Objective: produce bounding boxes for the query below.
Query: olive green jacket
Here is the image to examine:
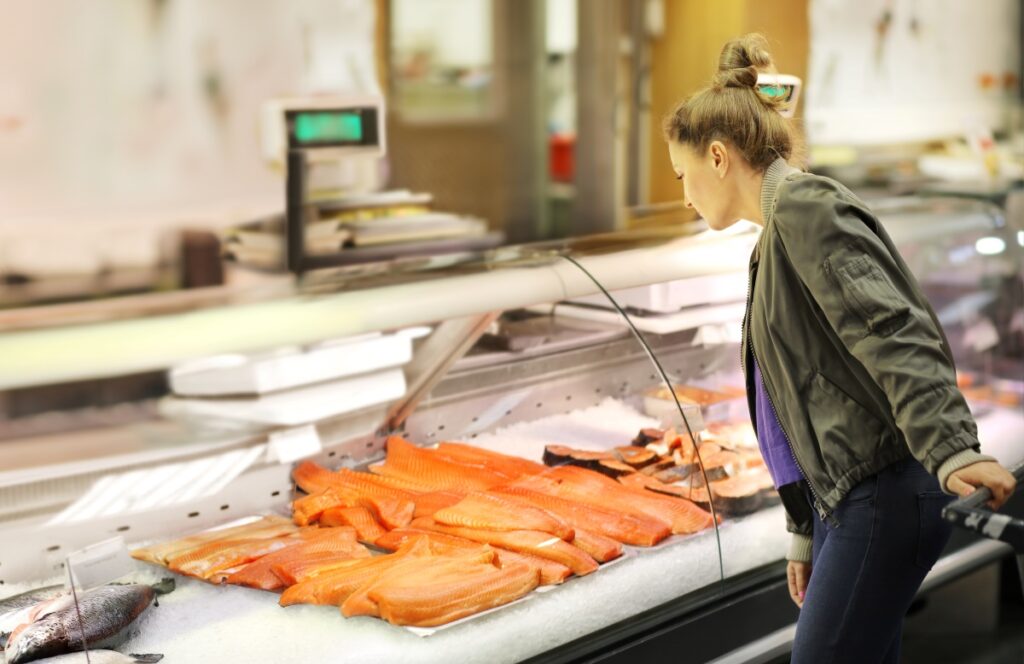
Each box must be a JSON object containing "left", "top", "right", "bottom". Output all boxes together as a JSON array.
[{"left": 743, "top": 159, "right": 993, "bottom": 563}]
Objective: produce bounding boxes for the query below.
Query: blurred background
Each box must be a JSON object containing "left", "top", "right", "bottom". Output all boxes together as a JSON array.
[{"left": 0, "top": 0, "right": 1019, "bottom": 305}]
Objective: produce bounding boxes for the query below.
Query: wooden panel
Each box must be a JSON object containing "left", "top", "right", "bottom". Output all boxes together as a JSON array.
[{"left": 647, "top": 0, "right": 808, "bottom": 205}]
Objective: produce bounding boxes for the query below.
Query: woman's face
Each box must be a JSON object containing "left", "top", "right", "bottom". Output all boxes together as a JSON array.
[{"left": 667, "top": 140, "right": 741, "bottom": 231}]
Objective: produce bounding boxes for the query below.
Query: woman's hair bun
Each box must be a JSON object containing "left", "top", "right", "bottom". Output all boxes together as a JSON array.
[{"left": 713, "top": 33, "right": 775, "bottom": 90}]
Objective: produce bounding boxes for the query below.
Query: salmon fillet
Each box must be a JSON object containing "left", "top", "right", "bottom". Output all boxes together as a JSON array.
[
  {"left": 168, "top": 536, "right": 298, "bottom": 580},
  {"left": 369, "top": 559, "right": 539, "bottom": 627},
  {"left": 320, "top": 506, "right": 388, "bottom": 544},
  {"left": 271, "top": 546, "right": 377, "bottom": 586},
  {"left": 412, "top": 490, "right": 467, "bottom": 518},
  {"left": 279, "top": 539, "right": 435, "bottom": 606},
  {"left": 434, "top": 442, "right": 548, "bottom": 478},
  {"left": 290, "top": 465, "right": 416, "bottom": 529},
  {"left": 131, "top": 515, "right": 296, "bottom": 565},
  {"left": 369, "top": 436, "right": 512, "bottom": 492},
  {"left": 571, "top": 529, "right": 623, "bottom": 563},
  {"left": 493, "top": 485, "right": 671, "bottom": 546},
  {"left": 521, "top": 467, "right": 714, "bottom": 535},
  {"left": 375, "top": 529, "right": 572, "bottom": 586},
  {"left": 341, "top": 547, "right": 497, "bottom": 618},
  {"left": 225, "top": 528, "right": 363, "bottom": 590},
  {"left": 410, "top": 517, "right": 598, "bottom": 576},
  {"left": 433, "top": 492, "right": 574, "bottom": 541}
]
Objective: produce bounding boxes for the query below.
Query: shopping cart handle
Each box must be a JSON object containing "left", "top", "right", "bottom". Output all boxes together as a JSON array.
[{"left": 941, "top": 462, "right": 1024, "bottom": 552}]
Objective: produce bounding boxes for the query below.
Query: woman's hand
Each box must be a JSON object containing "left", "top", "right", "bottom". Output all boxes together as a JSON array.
[
  {"left": 947, "top": 461, "right": 1017, "bottom": 510},
  {"left": 787, "top": 560, "right": 811, "bottom": 608}
]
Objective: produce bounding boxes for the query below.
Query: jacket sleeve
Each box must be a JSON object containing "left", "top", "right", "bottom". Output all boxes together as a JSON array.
[{"left": 772, "top": 176, "right": 985, "bottom": 481}]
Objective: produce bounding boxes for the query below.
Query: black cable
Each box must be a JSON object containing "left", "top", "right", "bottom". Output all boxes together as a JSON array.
[{"left": 560, "top": 255, "right": 726, "bottom": 591}]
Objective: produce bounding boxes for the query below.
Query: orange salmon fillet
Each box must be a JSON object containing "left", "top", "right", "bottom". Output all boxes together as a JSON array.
[
  {"left": 492, "top": 485, "right": 670, "bottom": 546},
  {"left": 168, "top": 536, "right": 298, "bottom": 580},
  {"left": 522, "top": 466, "right": 714, "bottom": 535},
  {"left": 433, "top": 492, "right": 574, "bottom": 541},
  {"left": 320, "top": 506, "right": 388, "bottom": 544},
  {"left": 375, "top": 529, "right": 572, "bottom": 586},
  {"left": 279, "top": 538, "right": 434, "bottom": 606},
  {"left": 368, "top": 559, "right": 539, "bottom": 627},
  {"left": 410, "top": 517, "right": 598, "bottom": 576},
  {"left": 341, "top": 547, "right": 497, "bottom": 618},
  {"left": 412, "top": 490, "right": 467, "bottom": 518},
  {"left": 369, "top": 436, "right": 511, "bottom": 492},
  {"left": 434, "top": 442, "right": 547, "bottom": 478},
  {"left": 570, "top": 528, "right": 622, "bottom": 563},
  {"left": 131, "top": 515, "right": 296, "bottom": 565},
  {"left": 225, "top": 527, "right": 361, "bottom": 590}
]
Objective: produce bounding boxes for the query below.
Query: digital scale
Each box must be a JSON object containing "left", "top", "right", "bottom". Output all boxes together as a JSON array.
[{"left": 261, "top": 96, "right": 387, "bottom": 273}]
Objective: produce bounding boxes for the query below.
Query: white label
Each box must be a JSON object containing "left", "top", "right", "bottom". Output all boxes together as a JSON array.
[
  {"left": 694, "top": 324, "right": 727, "bottom": 346},
  {"left": 963, "top": 317, "right": 1000, "bottom": 353},
  {"left": 267, "top": 424, "right": 322, "bottom": 464},
  {"left": 65, "top": 537, "right": 133, "bottom": 590}
]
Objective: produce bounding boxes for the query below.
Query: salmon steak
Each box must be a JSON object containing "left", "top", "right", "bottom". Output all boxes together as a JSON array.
[
  {"left": 433, "top": 492, "right": 574, "bottom": 541},
  {"left": 410, "top": 517, "right": 598, "bottom": 576},
  {"left": 492, "top": 485, "right": 671, "bottom": 546}
]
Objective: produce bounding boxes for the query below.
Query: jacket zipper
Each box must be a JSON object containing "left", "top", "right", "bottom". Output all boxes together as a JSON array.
[{"left": 744, "top": 259, "right": 838, "bottom": 528}]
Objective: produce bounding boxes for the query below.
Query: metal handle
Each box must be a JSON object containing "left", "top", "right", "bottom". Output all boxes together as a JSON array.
[{"left": 942, "top": 462, "right": 1024, "bottom": 552}]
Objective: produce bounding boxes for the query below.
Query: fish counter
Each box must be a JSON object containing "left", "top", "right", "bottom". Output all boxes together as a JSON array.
[
  {"left": 5, "top": 394, "right": 1022, "bottom": 664},
  {"left": 2, "top": 398, "right": 794, "bottom": 664}
]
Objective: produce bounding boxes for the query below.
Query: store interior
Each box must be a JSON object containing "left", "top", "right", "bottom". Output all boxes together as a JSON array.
[{"left": 0, "top": 2, "right": 1022, "bottom": 663}]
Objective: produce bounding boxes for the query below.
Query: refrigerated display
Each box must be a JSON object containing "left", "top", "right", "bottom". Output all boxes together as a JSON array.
[{"left": 0, "top": 196, "right": 1020, "bottom": 663}]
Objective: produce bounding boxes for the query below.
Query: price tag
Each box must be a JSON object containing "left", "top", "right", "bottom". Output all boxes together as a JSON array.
[
  {"left": 266, "top": 425, "right": 323, "bottom": 464},
  {"left": 65, "top": 537, "right": 133, "bottom": 591}
]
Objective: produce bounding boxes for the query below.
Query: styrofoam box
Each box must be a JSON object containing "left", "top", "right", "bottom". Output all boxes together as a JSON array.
[
  {"left": 160, "top": 368, "right": 407, "bottom": 427},
  {"left": 170, "top": 330, "right": 423, "bottom": 397}
]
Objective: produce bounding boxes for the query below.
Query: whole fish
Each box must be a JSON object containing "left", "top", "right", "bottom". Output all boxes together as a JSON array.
[
  {"left": 0, "top": 580, "right": 173, "bottom": 652},
  {"left": 29, "top": 652, "right": 163, "bottom": 664},
  {"left": 5, "top": 584, "right": 159, "bottom": 664},
  {"left": 0, "top": 586, "right": 63, "bottom": 647}
]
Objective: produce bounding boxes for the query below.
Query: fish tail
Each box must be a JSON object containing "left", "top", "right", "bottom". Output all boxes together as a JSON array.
[
  {"left": 130, "top": 655, "right": 165, "bottom": 663},
  {"left": 151, "top": 578, "right": 176, "bottom": 596}
]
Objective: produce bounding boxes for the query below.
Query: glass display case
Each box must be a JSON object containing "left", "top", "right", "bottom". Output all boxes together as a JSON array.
[{"left": 0, "top": 197, "right": 1020, "bottom": 663}]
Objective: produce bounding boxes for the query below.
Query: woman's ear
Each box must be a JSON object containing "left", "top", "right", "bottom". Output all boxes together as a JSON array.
[{"left": 708, "top": 141, "right": 729, "bottom": 178}]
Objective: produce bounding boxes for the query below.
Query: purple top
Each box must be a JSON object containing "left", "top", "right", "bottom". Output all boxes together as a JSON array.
[{"left": 753, "top": 359, "right": 803, "bottom": 489}]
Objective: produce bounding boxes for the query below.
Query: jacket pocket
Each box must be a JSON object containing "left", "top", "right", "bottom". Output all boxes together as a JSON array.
[
  {"left": 803, "top": 372, "right": 886, "bottom": 480},
  {"left": 829, "top": 252, "right": 910, "bottom": 335},
  {"left": 915, "top": 491, "right": 954, "bottom": 571}
]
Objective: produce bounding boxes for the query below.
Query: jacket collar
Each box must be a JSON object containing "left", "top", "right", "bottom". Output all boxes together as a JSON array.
[{"left": 759, "top": 157, "right": 801, "bottom": 225}]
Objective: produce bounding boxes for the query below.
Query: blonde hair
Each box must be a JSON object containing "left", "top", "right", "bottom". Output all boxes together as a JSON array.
[{"left": 663, "top": 34, "right": 804, "bottom": 171}]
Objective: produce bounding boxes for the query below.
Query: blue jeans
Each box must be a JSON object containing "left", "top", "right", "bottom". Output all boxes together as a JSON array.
[{"left": 791, "top": 457, "right": 954, "bottom": 664}]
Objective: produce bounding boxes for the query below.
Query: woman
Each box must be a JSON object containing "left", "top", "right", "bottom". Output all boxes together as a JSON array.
[{"left": 663, "top": 34, "right": 1017, "bottom": 663}]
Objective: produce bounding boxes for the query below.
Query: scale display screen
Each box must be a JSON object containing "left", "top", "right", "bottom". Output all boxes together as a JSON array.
[{"left": 286, "top": 107, "right": 379, "bottom": 149}]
